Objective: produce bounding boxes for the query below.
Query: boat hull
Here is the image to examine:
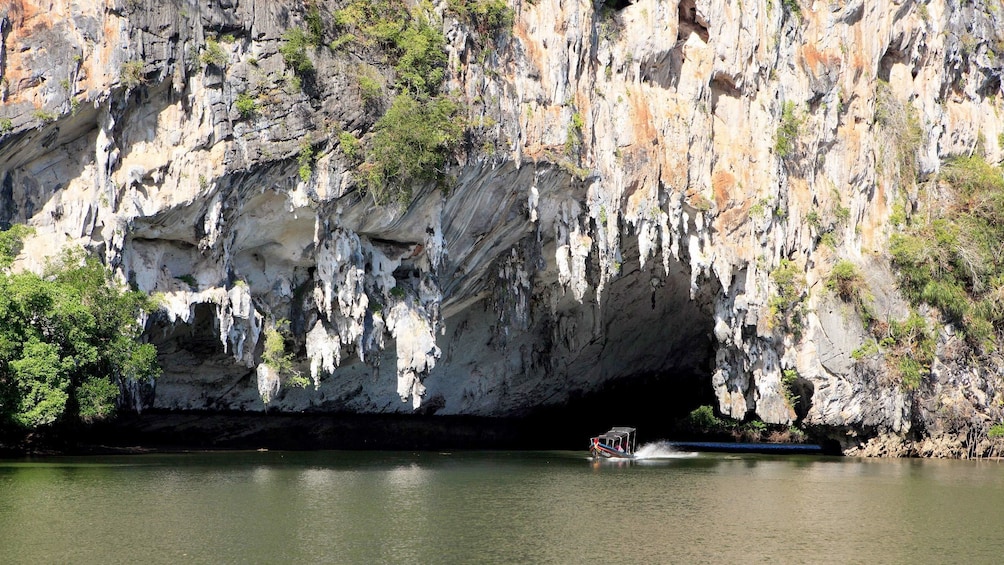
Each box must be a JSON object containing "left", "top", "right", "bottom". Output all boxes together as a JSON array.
[{"left": 590, "top": 445, "right": 634, "bottom": 459}]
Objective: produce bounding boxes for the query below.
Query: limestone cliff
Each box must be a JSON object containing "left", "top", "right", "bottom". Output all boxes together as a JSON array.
[{"left": 2, "top": 0, "right": 1003, "bottom": 456}]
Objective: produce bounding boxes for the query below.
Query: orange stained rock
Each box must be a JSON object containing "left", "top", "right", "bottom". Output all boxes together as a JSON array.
[
  {"left": 627, "top": 90, "right": 659, "bottom": 152},
  {"left": 712, "top": 169, "right": 736, "bottom": 210},
  {"left": 800, "top": 43, "right": 841, "bottom": 78}
]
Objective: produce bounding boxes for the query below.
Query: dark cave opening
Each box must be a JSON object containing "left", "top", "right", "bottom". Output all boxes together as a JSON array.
[
  {"left": 521, "top": 368, "right": 716, "bottom": 449},
  {"left": 602, "top": 0, "right": 632, "bottom": 11}
]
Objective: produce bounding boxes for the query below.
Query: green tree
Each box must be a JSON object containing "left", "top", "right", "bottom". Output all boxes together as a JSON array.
[
  {"left": 363, "top": 93, "right": 463, "bottom": 204},
  {"left": 890, "top": 156, "right": 1004, "bottom": 351},
  {"left": 280, "top": 28, "right": 314, "bottom": 75},
  {"left": 0, "top": 229, "right": 160, "bottom": 433}
]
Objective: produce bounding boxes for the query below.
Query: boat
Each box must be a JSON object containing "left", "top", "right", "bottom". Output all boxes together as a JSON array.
[{"left": 589, "top": 427, "right": 637, "bottom": 459}]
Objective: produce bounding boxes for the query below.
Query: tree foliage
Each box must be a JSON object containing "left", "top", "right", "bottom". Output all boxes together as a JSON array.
[
  {"left": 0, "top": 229, "right": 160, "bottom": 432},
  {"left": 331, "top": 0, "right": 464, "bottom": 204},
  {"left": 890, "top": 156, "right": 1004, "bottom": 351},
  {"left": 768, "top": 258, "right": 807, "bottom": 337},
  {"left": 446, "top": 0, "right": 515, "bottom": 36},
  {"left": 774, "top": 101, "right": 801, "bottom": 158},
  {"left": 362, "top": 93, "right": 462, "bottom": 204},
  {"left": 280, "top": 28, "right": 315, "bottom": 75}
]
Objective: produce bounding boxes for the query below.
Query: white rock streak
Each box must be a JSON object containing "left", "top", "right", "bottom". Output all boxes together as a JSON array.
[{"left": 386, "top": 300, "right": 442, "bottom": 408}]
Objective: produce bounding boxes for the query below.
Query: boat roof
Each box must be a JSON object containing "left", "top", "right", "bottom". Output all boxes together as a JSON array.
[{"left": 596, "top": 427, "right": 636, "bottom": 440}]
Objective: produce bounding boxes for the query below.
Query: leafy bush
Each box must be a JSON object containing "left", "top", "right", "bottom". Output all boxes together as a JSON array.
[
  {"left": 263, "top": 326, "right": 295, "bottom": 375},
  {"left": 391, "top": 13, "right": 447, "bottom": 97},
  {"left": 890, "top": 155, "right": 1004, "bottom": 351},
  {"left": 262, "top": 320, "right": 307, "bottom": 391},
  {"left": 684, "top": 405, "right": 726, "bottom": 433},
  {"left": 828, "top": 260, "right": 862, "bottom": 301},
  {"left": 827, "top": 259, "right": 876, "bottom": 326},
  {"left": 235, "top": 92, "right": 256, "bottom": 118},
  {"left": 200, "top": 38, "right": 228, "bottom": 68},
  {"left": 339, "top": 131, "right": 362, "bottom": 161},
  {"left": 782, "top": 369, "right": 800, "bottom": 409},
  {"left": 363, "top": 93, "right": 462, "bottom": 204},
  {"left": 447, "top": 0, "right": 515, "bottom": 35},
  {"left": 334, "top": 0, "right": 446, "bottom": 98},
  {"left": 120, "top": 60, "right": 146, "bottom": 89},
  {"left": 33, "top": 109, "right": 59, "bottom": 124},
  {"left": 0, "top": 232, "right": 160, "bottom": 430},
  {"left": 0, "top": 224, "right": 33, "bottom": 269},
  {"left": 306, "top": 3, "right": 325, "bottom": 45},
  {"left": 851, "top": 339, "right": 879, "bottom": 360},
  {"left": 76, "top": 377, "right": 120, "bottom": 423},
  {"left": 774, "top": 101, "right": 801, "bottom": 157},
  {"left": 333, "top": 0, "right": 410, "bottom": 46},
  {"left": 873, "top": 311, "right": 935, "bottom": 390},
  {"left": 280, "top": 28, "right": 314, "bottom": 75},
  {"left": 355, "top": 65, "right": 384, "bottom": 102},
  {"left": 769, "top": 259, "right": 807, "bottom": 336},
  {"left": 0, "top": 118, "right": 13, "bottom": 133},
  {"left": 332, "top": 0, "right": 464, "bottom": 207},
  {"left": 297, "top": 140, "right": 315, "bottom": 183}
]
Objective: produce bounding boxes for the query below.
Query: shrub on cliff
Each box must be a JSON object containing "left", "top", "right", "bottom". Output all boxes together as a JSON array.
[
  {"left": 330, "top": 0, "right": 464, "bottom": 205},
  {"left": 280, "top": 28, "right": 315, "bottom": 75},
  {"left": 447, "top": 0, "right": 515, "bottom": 36},
  {"left": 768, "top": 258, "right": 807, "bottom": 337},
  {"left": 774, "top": 101, "right": 801, "bottom": 158},
  {"left": 362, "top": 93, "right": 463, "bottom": 204},
  {"left": 200, "top": 38, "right": 228, "bottom": 69},
  {"left": 334, "top": 0, "right": 447, "bottom": 98},
  {"left": 890, "top": 155, "right": 1004, "bottom": 352},
  {"left": 119, "top": 60, "right": 146, "bottom": 89},
  {"left": 261, "top": 320, "right": 308, "bottom": 393},
  {"left": 0, "top": 228, "right": 160, "bottom": 432}
]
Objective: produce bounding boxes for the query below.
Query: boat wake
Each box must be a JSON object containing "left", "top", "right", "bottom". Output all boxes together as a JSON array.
[{"left": 633, "top": 441, "right": 698, "bottom": 460}]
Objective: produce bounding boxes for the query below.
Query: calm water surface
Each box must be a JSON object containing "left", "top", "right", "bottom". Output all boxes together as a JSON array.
[{"left": 2, "top": 447, "right": 1004, "bottom": 564}]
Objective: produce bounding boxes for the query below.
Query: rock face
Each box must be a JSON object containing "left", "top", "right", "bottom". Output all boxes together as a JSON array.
[{"left": 2, "top": 0, "right": 1003, "bottom": 455}]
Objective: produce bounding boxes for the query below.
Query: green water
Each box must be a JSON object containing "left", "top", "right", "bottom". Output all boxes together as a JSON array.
[{"left": 2, "top": 448, "right": 1003, "bottom": 564}]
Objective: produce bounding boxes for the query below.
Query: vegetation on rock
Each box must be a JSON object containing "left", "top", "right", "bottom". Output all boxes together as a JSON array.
[
  {"left": 0, "top": 227, "right": 160, "bottom": 432},
  {"left": 774, "top": 101, "right": 801, "bottom": 158},
  {"left": 768, "top": 258, "right": 807, "bottom": 337},
  {"left": 890, "top": 155, "right": 1004, "bottom": 353},
  {"left": 280, "top": 28, "right": 315, "bottom": 75},
  {"left": 875, "top": 81, "right": 923, "bottom": 188},
  {"left": 828, "top": 259, "right": 874, "bottom": 325},
  {"left": 363, "top": 93, "right": 463, "bottom": 204},
  {"left": 119, "top": 60, "right": 146, "bottom": 89},
  {"left": 297, "top": 140, "right": 316, "bottom": 183},
  {"left": 446, "top": 0, "right": 515, "bottom": 36},
  {"left": 329, "top": 0, "right": 464, "bottom": 203},
  {"left": 200, "top": 38, "right": 228, "bottom": 69},
  {"left": 262, "top": 320, "right": 309, "bottom": 394},
  {"left": 234, "top": 92, "right": 256, "bottom": 118},
  {"left": 680, "top": 405, "right": 806, "bottom": 443}
]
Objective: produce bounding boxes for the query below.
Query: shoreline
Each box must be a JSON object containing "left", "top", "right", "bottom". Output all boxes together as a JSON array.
[{"left": 1, "top": 409, "right": 835, "bottom": 457}]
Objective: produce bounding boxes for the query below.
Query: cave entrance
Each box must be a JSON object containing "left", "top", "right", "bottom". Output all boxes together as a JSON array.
[
  {"left": 520, "top": 235, "right": 720, "bottom": 449},
  {"left": 525, "top": 368, "right": 716, "bottom": 449}
]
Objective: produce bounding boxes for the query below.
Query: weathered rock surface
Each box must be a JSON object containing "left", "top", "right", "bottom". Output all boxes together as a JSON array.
[{"left": 2, "top": 0, "right": 1004, "bottom": 455}]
